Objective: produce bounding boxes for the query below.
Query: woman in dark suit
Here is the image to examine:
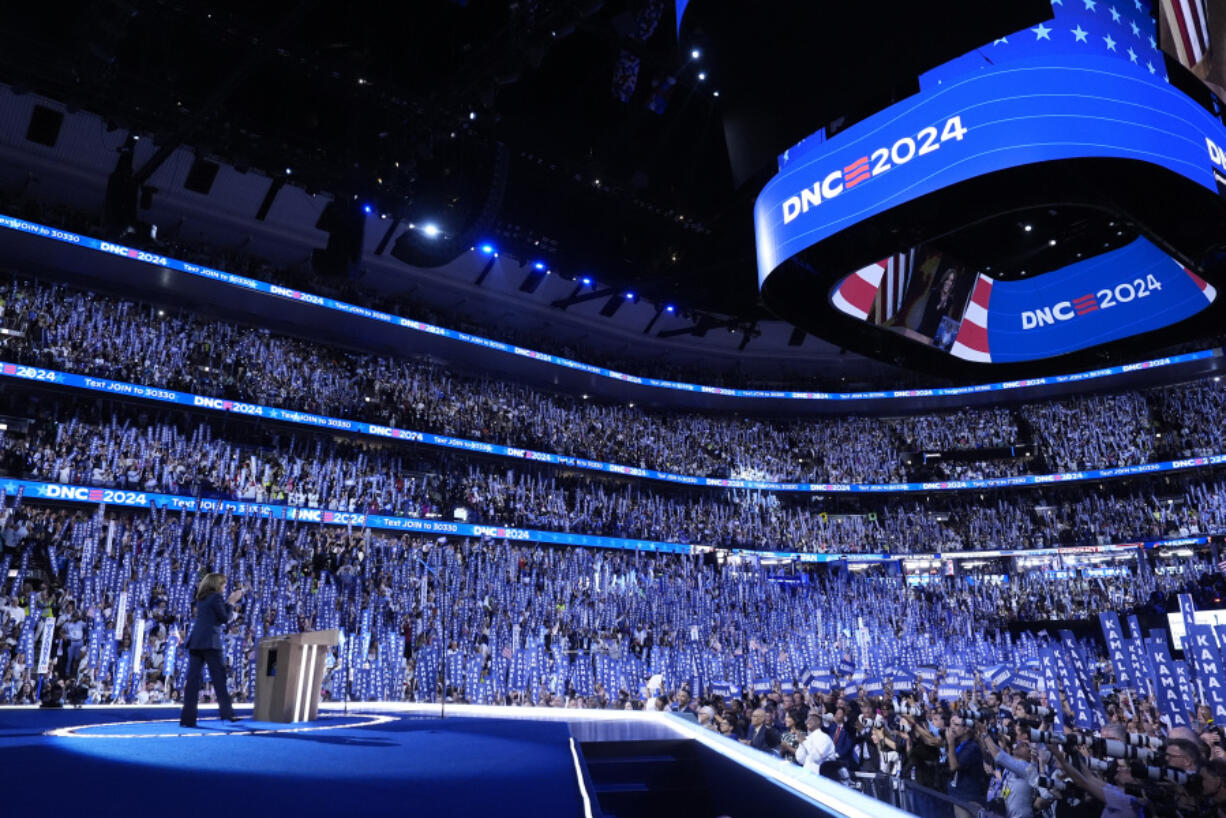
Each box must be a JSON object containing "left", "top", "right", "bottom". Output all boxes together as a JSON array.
[{"left": 179, "top": 572, "right": 244, "bottom": 727}]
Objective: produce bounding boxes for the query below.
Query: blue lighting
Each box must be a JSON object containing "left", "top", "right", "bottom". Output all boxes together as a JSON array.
[
  {"left": 624, "top": 291, "right": 635, "bottom": 300},
  {"left": 581, "top": 277, "right": 592, "bottom": 286},
  {"left": 533, "top": 261, "right": 547, "bottom": 271},
  {"left": 362, "top": 204, "right": 373, "bottom": 214},
  {"left": 479, "top": 244, "right": 495, "bottom": 254},
  {"left": 665, "top": 304, "right": 675, "bottom": 313},
  {"left": 421, "top": 223, "right": 441, "bottom": 239}
]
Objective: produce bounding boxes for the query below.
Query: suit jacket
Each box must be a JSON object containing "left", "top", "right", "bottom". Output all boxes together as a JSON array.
[
  {"left": 749, "top": 723, "right": 780, "bottom": 751},
  {"left": 826, "top": 721, "right": 854, "bottom": 759},
  {"left": 186, "top": 592, "right": 234, "bottom": 651}
]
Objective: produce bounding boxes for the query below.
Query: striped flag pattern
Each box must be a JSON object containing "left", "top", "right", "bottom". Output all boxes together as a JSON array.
[
  {"left": 1159, "top": 0, "right": 1212, "bottom": 71},
  {"left": 949, "top": 274, "right": 994, "bottom": 362},
  {"left": 872, "top": 250, "right": 915, "bottom": 325},
  {"left": 830, "top": 260, "right": 887, "bottom": 320}
]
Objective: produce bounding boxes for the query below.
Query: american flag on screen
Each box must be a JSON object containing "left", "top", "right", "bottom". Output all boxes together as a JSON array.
[
  {"left": 919, "top": 0, "right": 1170, "bottom": 85},
  {"left": 1158, "top": 0, "right": 1212, "bottom": 71},
  {"left": 872, "top": 250, "right": 914, "bottom": 325}
]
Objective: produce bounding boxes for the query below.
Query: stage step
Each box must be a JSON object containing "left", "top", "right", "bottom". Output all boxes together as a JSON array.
[{"left": 579, "top": 740, "right": 713, "bottom": 818}]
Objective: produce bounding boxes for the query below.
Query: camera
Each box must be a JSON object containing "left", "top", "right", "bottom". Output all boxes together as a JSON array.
[
  {"left": 1028, "top": 728, "right": 1057, "bottom": 745},
  {"left": 1122, "top": 732, "right": 1164, "bottom": 750},
  {"left": 1099, "top": 739, "right": 1158, "bottom": 763},
  {"left": 1128, "top": 762, "right": 1197, "bottom": 786},
  {"left": 1083, "top": 756, "right": 1113, "bottom": 774},
  {"left": 1021, "top": 702, "right": 1051, "bottom": 717},
  {"left": 961, "top": 706, "right": 995, "bottom": 722}
]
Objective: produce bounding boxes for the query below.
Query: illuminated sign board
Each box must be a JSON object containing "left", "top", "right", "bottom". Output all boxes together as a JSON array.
[
  {"left": 755, "top": 1, "right": 1226, "bottom": 361},
  {"left": 955, "top": 238, "right": 1216, "bottom": 363}
]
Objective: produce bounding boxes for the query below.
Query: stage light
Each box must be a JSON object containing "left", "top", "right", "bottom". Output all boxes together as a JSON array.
[
  {"left": 713, "top": 91, "right": 720, "bottom": 97},
  {"left": 422, "top": 223, "right": 441, "bottom": 238},
  {"left": 697, "top": 72, "right": 707, "bottom": 81},
  {"left": 691, "top": 49, "right": 701, "bottom": 59},
  {"left": 624, "top": 291, "right": 635, "bottom": 299},
  {"left": 665, "top": 305, "right": 675, "bottom": 313},
  {"left": 1048, "top": 239, "right": 1056, "bottom": 245},
  {"left": 581, "top": 277, "right": 592, "bottom": 286},
  {"left": 469, "top": 112, "right": 476, "bottom": 120},
  {"left": 363, "top": 204, "right": 374, "bottom": 214},
  {"left": 285, "top": 168, "right": 292, "bottom": 175},
  {"left": 479, "top": 244, "right": 495, "bottom": 254},
  {"left": 1023, "top": 224, "right": 1032, "bottom": 231},
  {"left": 533, "top": 261, "right": 547, "bottom": 270}
]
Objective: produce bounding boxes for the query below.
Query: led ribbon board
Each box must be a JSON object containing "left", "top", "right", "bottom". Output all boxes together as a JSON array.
[
  {"left": 0, "top": 476, "right": 1204, "bottom": 564},
  {"left": 2, "top": 360, "right": 1226, "bottom": 494},
  {"left": 755, "top": 1, "right": 1226, "bottom": 362}
]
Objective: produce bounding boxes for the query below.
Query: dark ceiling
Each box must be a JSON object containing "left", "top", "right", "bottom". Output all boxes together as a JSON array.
[{"left": 0, "top": 0, "right": 1055, "bottom": 320}]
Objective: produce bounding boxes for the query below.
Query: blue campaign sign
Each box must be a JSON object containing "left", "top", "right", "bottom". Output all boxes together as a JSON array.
[
  {"left": 2, "top": 475, "right": 1206, "bottom": 567},
  {"left": 981, "top": 239, "right": 1215, "bottom": 362},
  {"left": 754, "top": 0, "right": 1226, "bottom": 292},
  {"left": 4, "top": 359, "right": 1226, "bottom": 495}
]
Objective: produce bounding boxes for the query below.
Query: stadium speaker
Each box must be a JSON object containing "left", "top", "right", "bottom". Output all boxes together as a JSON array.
[
  {"left": 25, "top": 105, "right": 64, "bottom": 148},
  {"left": 184, "top": 157, "right": 221, "bottom": 195}
]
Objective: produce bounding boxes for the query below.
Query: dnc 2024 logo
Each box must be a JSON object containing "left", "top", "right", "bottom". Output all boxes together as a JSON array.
[
  {"left": 1020, "top": 274, "right": 1164, "bottom": 330},
  {"left": 780, "top": 116, "right": 967, "bottom": 225}
]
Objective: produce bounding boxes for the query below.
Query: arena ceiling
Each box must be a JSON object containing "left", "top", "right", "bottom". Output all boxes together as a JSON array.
[{"left": 0, "top": 1, "right": 1067, "bottom": 320}]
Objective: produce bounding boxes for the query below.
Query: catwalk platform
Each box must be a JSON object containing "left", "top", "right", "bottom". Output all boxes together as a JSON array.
[{"left": 0, "top": 702, "right": 910, "bottom": 818}]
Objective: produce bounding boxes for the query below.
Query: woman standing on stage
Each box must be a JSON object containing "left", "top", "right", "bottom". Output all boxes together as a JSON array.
[{"left": 179, "top": 573, "right": 244, "bottom": 727}]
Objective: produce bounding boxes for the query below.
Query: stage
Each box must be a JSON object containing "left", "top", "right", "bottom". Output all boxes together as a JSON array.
[{"left": 0, "top": 703, "right": 910, "bottom": 818}]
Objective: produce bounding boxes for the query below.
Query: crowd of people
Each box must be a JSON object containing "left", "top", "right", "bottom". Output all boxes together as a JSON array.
[
  {"left": 2, "top": 394, "right": 1225, "bottom": 555},
  {"left": 1, "top": 241, "right": 1225, "bottom": 817},
  {"left": 2, "top": 275, "right": 1225, "bottom": 491},
  {"left": 1, "top": 494, "right": 1223, "bottom": 815}
]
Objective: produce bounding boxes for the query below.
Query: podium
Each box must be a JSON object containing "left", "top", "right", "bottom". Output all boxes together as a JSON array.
[{"left": 255, "top": 629, "right": 339, "bottom": 723}]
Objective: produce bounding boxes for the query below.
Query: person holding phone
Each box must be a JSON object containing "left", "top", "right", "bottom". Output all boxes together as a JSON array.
[{"left": 179, "top": 573, "right": 244, "bottom": 727}]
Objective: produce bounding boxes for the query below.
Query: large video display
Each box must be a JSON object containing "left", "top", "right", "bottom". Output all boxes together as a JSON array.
[
  {"left": 954, "top": 238, "right": 1217, "bottom": 363},
  {"left": 831, "top": 237, "right": 1217, "bottom": 363},
  {"left": 756, "top": 0, "right": 1226, "bottom": 364}
]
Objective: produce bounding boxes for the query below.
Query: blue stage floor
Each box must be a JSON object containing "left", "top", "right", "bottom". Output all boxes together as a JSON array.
[{"left": 0, "top": 706, "right": 588, "bottom": 817}]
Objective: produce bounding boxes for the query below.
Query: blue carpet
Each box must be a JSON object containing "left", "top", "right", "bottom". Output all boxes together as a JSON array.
[{"left": 0, "top": 707, "right": 587, "bottom": 817}]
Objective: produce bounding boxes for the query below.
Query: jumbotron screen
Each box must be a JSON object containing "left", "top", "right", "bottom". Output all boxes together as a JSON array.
[
  {"left": 755, "top": 0, "right": 1226, "bottom": 365},
  {"left": 829, "top": 236, "right": 1216, "bottom": 363}
]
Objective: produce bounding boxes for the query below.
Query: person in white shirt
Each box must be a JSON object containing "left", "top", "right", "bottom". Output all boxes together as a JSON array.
[{"left": 796, "top": 711, "right": 838, "bottom": 778}]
